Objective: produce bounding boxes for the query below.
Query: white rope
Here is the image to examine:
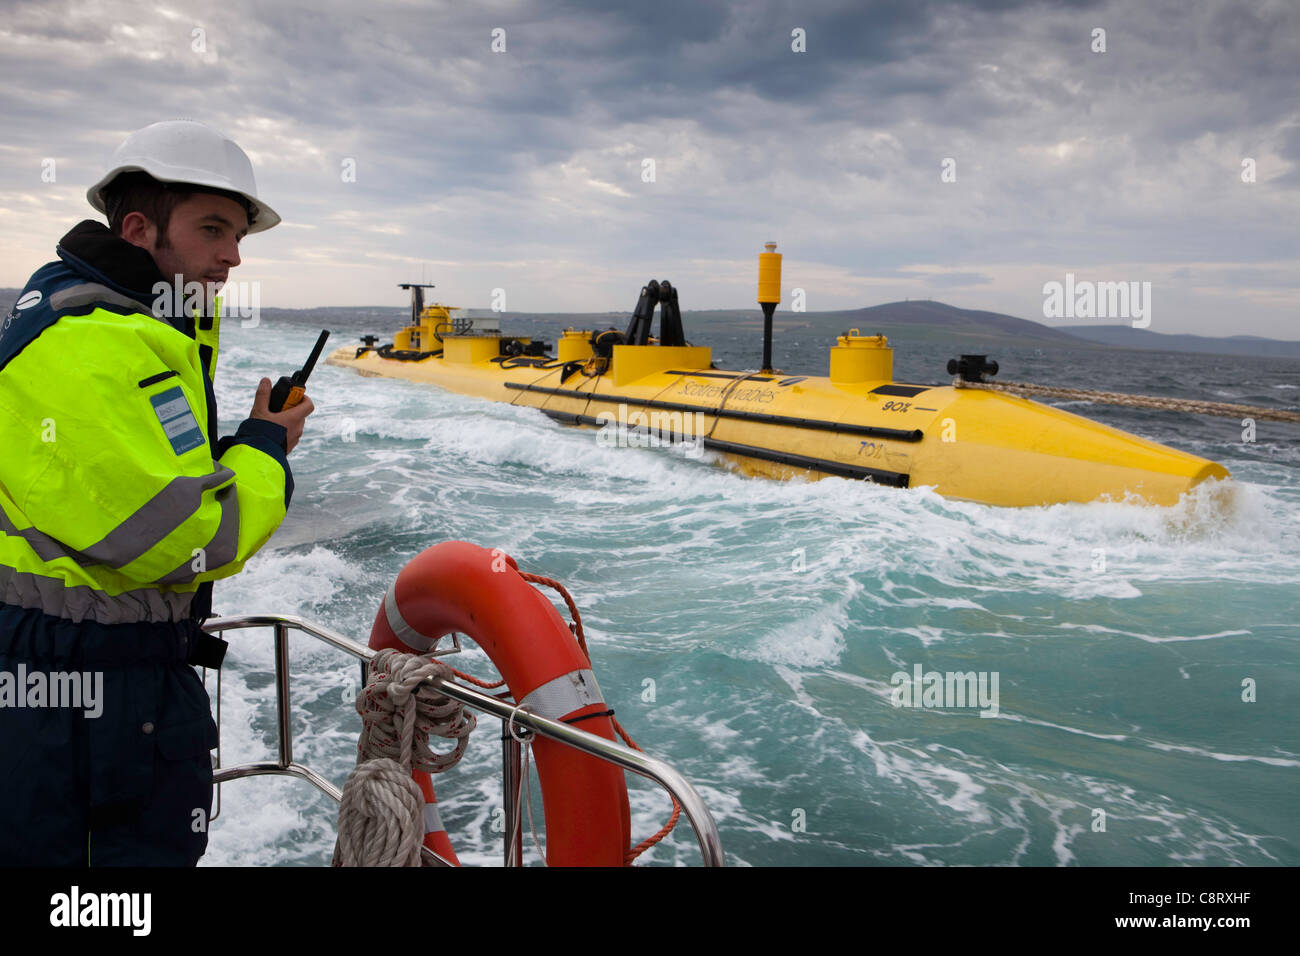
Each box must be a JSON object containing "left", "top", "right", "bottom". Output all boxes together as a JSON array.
[
  {"left": 504, "top": 704, "right": 547, "bottom": 867},
  {"left": 333, "top": 758, "right": 425, "bottom": 867},
  {"left": 333, "top": 649, "right": 475, "bottom": 867},
  {"left": 522, "top": 738, "right": 546, "bottom": 864}
]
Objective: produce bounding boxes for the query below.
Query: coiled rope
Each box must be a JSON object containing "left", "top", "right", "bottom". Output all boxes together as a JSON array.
[
  {"left": 336, "top": 571, "right": 681, "bottom": 867},
  {"left": 954, "top": 379, "right": 1300, "bottom": 423},
  {"left": 333, "top": 649, "right": 475, "bottom": 867}
]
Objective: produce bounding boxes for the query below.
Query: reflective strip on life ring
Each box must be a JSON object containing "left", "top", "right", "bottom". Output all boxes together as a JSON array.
[
  {"left": 519, "top": 668, "right": 604, "bottom": 719},
  {"left": 383, "top": 583, "right": 438, "bottom": 652},
  {"left": 414, "top": 771, "right": 458, "bottom": 865},
  {"left": 368, "top": 541, "right": 631, "bottom": 866}
]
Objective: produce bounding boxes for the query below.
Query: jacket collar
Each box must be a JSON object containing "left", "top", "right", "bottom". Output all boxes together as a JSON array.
[{"left": 55, "top": 220, "right": 167, "bottom": 311}]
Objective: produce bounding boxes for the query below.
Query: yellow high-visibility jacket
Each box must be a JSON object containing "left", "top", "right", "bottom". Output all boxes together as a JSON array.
[{"left": 0, "top": 220, "right": 291, "bottom": 626}]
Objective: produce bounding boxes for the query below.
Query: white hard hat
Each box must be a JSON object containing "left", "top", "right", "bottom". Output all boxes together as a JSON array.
[{"left": 86, "top": 119, "right": 281, "bottom": 233}]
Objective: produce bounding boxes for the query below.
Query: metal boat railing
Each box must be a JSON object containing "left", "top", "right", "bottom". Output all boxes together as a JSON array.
[{"left": 201, "top": 613, "right": 725, "bottom": 867}]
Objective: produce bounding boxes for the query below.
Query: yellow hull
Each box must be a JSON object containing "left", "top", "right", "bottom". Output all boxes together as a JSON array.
[{"left": 325, "top": 340, "right": 1230, "bottom": 508}]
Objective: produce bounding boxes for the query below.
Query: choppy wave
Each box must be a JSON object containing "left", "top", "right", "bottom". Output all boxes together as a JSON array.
[{"left": 201, "top": 320, "right": 1300, "bottom": 867}]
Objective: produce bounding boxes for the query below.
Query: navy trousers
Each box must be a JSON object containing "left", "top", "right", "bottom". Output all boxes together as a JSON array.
[{"left": 0, "top": 604, "right": 218, "bottom": 866}]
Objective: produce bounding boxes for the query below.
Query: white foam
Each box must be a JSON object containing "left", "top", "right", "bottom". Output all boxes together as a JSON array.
[{"left": 196, "top": 326, "right": 1300, "bottom": 866}]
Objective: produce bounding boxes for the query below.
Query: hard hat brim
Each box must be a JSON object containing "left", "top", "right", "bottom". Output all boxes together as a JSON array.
[{"left": 86, "top": 165, "right": 281, "bottom": 235}]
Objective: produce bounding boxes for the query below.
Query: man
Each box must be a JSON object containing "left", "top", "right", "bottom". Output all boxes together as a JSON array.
[{"left": 0, "top": 120, "right": 313, "bottom": 865}]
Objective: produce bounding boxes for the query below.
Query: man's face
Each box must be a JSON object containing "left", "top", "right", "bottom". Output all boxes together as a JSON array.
[{"left": 125, "top": 191, "right": 249, "bottom": 295}]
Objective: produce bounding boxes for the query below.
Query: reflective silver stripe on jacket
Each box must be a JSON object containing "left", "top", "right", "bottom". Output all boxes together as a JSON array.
[
  {"left": 0, "top": 565, "right": 194, "bottom": 624},
  {"left": 518, "top": 668, "right": 604, "bottom": 719},
  {"left": 0, "top": 468, "right": 235, "bottom": 573},
  {"left": 0, "top": 508, "right": 93, "bottom": 567},
  {"left": 49, "top": 282, "right": 184, "bottom": 332},
  {"left": 155, "top": 484, "right": 240, "bottom": 585},
  {"left": 81, "top": 468, "right": 236, "bottom": 568}
]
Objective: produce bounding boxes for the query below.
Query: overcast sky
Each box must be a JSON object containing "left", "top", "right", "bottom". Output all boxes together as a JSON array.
[{"left": 2, "top": 0, "right": 1297, "bottom": 338}]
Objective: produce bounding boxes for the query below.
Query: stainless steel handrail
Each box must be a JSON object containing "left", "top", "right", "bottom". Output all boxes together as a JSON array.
[{"left": 203, "top": 613, "right": 725, "bottom": 866}]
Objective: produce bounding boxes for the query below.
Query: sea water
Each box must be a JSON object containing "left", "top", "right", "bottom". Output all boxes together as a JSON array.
[{"left": 201, "top": 313, "right": 1299, "bottom": 866}]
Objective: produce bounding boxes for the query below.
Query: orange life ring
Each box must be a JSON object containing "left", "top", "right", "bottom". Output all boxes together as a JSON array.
[{"left": 367, "top": 541, "right": 632, "bottom": 866}]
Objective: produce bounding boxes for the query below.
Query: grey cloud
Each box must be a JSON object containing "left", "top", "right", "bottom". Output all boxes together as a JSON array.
[{"left": 0, "top": 0, "right": 1297, "bottom": 336}]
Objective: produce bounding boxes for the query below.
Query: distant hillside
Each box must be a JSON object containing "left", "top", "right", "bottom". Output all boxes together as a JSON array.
[
  {"left": 824, "top": 300, "right": 1086, "bottom": 343},
  {"left": 270, "top": 301, "right": 1082, "bottom": 351},
  {"left": 1060, "top": 324, "right": 1300, "bottom": 358},
  {"left": 4, "top": 288, "right": 1297, "bottom": 359},
  {"left": 689, "top": 300, "right": 1087, "bottom": 347}
]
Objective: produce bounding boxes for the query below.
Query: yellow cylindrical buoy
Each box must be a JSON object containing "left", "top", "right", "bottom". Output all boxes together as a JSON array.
[
  {"left": 829, "top": 329, "right": 893, "bottom": 383},
  {"left": 757, "top": 241, "right": 782, "bottom": 304},
  {"left": 558, "top": 328, "right": 594, "bottom": 363}
]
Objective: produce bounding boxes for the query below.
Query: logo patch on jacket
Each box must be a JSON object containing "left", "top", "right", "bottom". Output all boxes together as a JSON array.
[
  {"left": 150, "top": 386, "right": 205, "bottom": 455},
  {"left": 15, "top": 290, "right": 42, "bottom": 310}
]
